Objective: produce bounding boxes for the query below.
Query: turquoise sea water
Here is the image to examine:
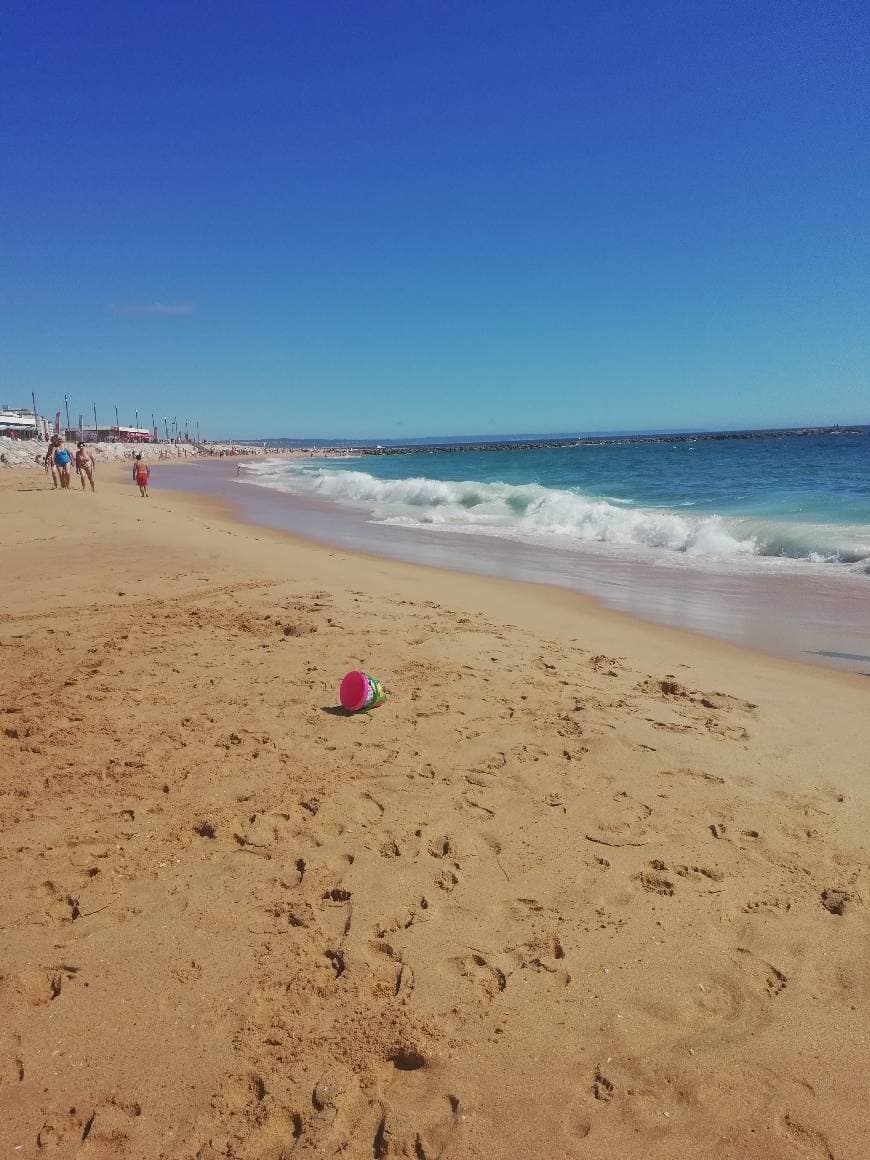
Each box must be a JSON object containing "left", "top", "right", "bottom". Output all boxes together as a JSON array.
[{"left": 242, "top": 432, "right": 870, "bottom": 569}]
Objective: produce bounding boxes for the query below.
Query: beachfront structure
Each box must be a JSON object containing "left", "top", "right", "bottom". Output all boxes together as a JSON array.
[
  {"left": 75, "top": 425, "right": 155, "bottom": 443},
  {"left": 0, "top": 407, "right": 52, "bottom": 439}
]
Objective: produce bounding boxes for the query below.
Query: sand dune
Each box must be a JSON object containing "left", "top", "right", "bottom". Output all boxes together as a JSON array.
[{"left": 1, "top": 466, "right": 868, "bottom": 1159}]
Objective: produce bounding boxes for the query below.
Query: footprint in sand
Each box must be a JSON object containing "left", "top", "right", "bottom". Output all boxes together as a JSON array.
[
  {"left": 427, "top": 834, "right": 455, "bottom": 859},
  {"left": 589, "top": 655, "right": 624, "bottom": 674},
  {"left": 376, "top": 891, "right": 431, "bottom": 936},
  {"left": 635, "top": 865, "right": 675, "bottom": 897},
  {"left": 37, "top": 1110, "right": 88, "bottom": 1151},
  {"left": 234, "top": 810, "right": 294, "bottom": 850},
  {"left": 674, "top": 863, "right": 724, "bottom": 883},
  {"left": 659, "top": 766, "right": 725, "bottom": 786},
  {"left": 76, "top": 1099, "right": 143, "bottom": 1158},
  {"left": 373, "top": 1094, "right": 461, "bottom": 1160},
  {"left": 367, "top": 940, "right": 416, "bottom": 999},
  {"left": 647, "top": 718, "right": 696, "bottom": 734},
  {"left": 209, "top": 1107, "right": 303, "bottom": 1159},
  {"left": 394, "top": 961, "right": 415, "bottom": 999},
  {"left": 0, "top": 1032, "right": 24, "bottom": 1085},
  {"left": 462, "top": 791, "right": 496, "bottom": 817},
  {"left": 777, "top": 1113, "right": 835, "bottom": 1160},
  {"left": 764, "top": 965, "right": 788, "bottom": 997},
  {"left": 709, "top": 823, "right": 761, "bottom": 843},
  {"left": 508, "top": 933, "right": 570, "bottom": 986},
  {"left": 435, "top": 868, "right": 460, "bottom": 893},
  {"left": 637, "top": 970, "right": 747, "bottom": 1031},
  {"left": 593, "top": 1066, "right": 614, "bottom": 1102},
  {"left": 704, "top": 718, "right": 751, "bottom": 742},
  {"left": 586, "top": 791, "right": 652, "bottom": 848},
  {"left": 2, "top": 963, "right": 79, "bottom": 1008},
  {"left": 317, "top": 883, "right": 353, "bottom": 942},
  {"left": 641, "top": 677, "right": 756, "bottom": 714},
  {"left": 693, "top": 974, "right": 745, "bottom": 1025},
  {"left": 356, "top": 790, "right": 386, "bottom": 825},
  {"left": 735, "top": 948, "right": 788, "bottom": 998},
  {"left": 452, "top": 951, "right": 508, "bottom": 999},
  {"left": 741, "top": 897, "right": 792, "bottom": 915},
  {"left": 561, "top": 1107, "right": 592, "bottom": 1141}
]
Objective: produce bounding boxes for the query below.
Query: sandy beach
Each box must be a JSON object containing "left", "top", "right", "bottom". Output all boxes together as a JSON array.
[{"left": 1, "top": 463, "right": 869, "bottom": 1160}]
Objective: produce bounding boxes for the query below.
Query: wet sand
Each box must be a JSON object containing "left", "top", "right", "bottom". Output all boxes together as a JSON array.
[
  {"left": 1, "top": 464, "right": 869, "bottom": 1159},
  {"left": 161, "top": 460, "right": 870, "bottom": 675}
]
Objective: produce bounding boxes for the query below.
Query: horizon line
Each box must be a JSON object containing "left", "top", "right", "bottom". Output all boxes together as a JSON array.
[{"left": 226, "top": 420, "right": 869, "bottom": 444}]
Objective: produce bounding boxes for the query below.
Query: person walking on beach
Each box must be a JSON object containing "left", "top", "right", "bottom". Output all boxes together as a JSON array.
[
  {"left": 133, "top": 452, "right": 150, "bottom": 497},
  {"left": 76, "top": 442, "right": 96, "bottom": 492},
  {"left": 51, "top": 437, "right": 73, "bottom": 489},
  {"left": 42, "top": 449, "right": 59, "bottom": 488}
]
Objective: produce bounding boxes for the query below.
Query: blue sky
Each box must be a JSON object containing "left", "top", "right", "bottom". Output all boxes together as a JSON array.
[{"left": 2, "top": 1, "right": 868, "bottom": 439}]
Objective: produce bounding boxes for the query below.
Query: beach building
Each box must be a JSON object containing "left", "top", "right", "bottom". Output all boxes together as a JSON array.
[
  {"left": 0, "top": 406, "right": 52, "bottom": 439},
  {"left": 76, "top": 425, "right": 155, "bottom": 443},
  {"left": 116, "top": 425, "right": 154, "bottom": 442}
]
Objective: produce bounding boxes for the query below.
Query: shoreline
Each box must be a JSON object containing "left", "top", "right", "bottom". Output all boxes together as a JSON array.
[
  {"left": 2, "top": 465, "right": 870, "bottom": 1159},
  {"left": 158, "top": 458, "right": 870, "bottom": 676}
]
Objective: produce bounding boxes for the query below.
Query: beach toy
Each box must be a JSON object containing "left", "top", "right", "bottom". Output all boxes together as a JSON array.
[{"left": 340, "top": 670, "right": 387, "bottom": 713}]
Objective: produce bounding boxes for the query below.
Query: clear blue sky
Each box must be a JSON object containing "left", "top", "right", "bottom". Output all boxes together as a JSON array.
[{"left": 2, "top": 1, "right": 868, "bottom": 439}]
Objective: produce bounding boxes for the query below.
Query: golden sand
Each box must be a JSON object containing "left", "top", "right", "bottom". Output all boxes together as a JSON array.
[{"left": 1, "top": 465, "right": 868, "bottom": 1158}]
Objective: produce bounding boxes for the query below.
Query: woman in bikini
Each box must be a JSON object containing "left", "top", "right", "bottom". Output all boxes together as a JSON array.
[
  {"left": 133, "top": 452, "right": 150, "bottom": 497},
  {"left": 51, "top": 437, "right": 73, "bottom": 489},
  {"left": 75, "top": 442, "right": 96, "bottom": 491}
]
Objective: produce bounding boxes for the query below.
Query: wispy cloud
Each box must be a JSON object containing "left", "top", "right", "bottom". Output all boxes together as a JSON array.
[{"left": 109, "top": 301, "right": 195, "bottom": 316}]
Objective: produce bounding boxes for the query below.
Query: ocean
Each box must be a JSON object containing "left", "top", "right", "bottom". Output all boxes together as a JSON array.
[{"left": 241, "top": 431, "right": 870, "bottom": 571}]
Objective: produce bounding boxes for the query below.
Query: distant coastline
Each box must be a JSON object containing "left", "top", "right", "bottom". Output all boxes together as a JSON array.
[{"left": 238, "top": 423, "right": 868, "bottom": 456}]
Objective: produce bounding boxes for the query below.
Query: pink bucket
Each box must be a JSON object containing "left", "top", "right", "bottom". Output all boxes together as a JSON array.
[{"left": 340, "top": 670, "right": 387, "bottom": 713}]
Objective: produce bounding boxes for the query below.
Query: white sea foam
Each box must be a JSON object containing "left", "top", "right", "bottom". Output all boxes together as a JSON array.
[{"left": 239, "top": 461, "right": 870, "bottom": 566}]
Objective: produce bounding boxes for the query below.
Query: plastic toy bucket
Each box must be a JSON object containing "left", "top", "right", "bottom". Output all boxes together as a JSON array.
[{"left": 340, "top": 670, "right": 387, "bottom": 713}]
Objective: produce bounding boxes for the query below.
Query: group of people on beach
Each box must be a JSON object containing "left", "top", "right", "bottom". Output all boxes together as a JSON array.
[
  {"left": 41, "top": 435, "right": 96, "bottom": 492},
  {"left": 40, "top": 435, "right": 151, "bottom": 497}
]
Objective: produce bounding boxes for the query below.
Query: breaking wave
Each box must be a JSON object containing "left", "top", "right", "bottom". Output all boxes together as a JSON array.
[{"left": 240, "top": 462, "right": 870, "bottom": 565}]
